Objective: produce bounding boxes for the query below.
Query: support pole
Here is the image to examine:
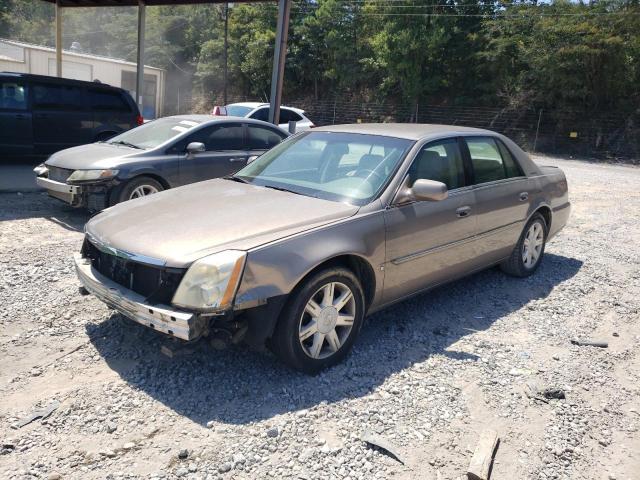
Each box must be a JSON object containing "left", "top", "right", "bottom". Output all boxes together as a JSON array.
[
  {"left": 268, "top": 0, "right": 291, "bottom": 125},
  {"left": 55, "top": 0, "right": 62, "bottom": 77},
  {"left": 223, "top": 2, "right": 229, "bottom": 106},
  {"left": 136, "top": 0, "right": 146, "bottom": 115},
  {"left": 533, "top": 109, "right": 543, "bottom": 153}
]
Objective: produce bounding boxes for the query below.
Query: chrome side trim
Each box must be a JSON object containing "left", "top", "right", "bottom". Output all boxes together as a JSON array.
[
  {"left": 390, "top": 220, "right": 522, "bottom": 265},
  {"left": 85, "top": 232, "right": 166, "bottom": 267},
  {"left": 74, "top": 253, "right": 198, "bottom": 340}
]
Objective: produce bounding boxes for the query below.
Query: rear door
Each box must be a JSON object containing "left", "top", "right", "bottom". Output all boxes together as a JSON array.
[
  {"left": 246, "top": 123, "right": 287, "bottom": 159},
  {"left": 383, "top": 137, "right": 481, "bottom": 303},
  {"left": 0, "top": 78, "right": 32, "bottom": 157},
  {"left": 178, "top": 122, "right": 248, "bottom": 185},
  {"left": 31, "top": 81, "right": 90, "bottom": 154},
  {"left": 463, "top": 136, "right": 531, "bottom": 264}
]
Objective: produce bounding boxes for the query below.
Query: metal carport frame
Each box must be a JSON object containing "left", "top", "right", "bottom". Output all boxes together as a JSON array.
[{"left": 40, "top": 0, "right": 291, "bottom": 124}]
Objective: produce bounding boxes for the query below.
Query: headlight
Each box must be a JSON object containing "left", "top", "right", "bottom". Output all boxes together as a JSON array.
[
  {"left": 67, "top": 169, "right": 119, "bottom": 182},
  {"left": 33, "top": 163, "right": 48, "bottom": 176},
  {"left": 172, "top": 250, "right": 246, "bottom": 311}
]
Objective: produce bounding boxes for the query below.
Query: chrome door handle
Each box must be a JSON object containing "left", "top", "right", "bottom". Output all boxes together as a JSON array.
[
  {"left": 519, "top": 192, "right": 529, "bottom": 201},
  {"left": 229, "top": 157, "right": 246, "bottom": 162},
  {"left": 456, "top": 206, "right": 471, "bottom": 218}
]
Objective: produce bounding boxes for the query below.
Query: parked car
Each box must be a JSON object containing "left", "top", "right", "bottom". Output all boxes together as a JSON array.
[
  {"left": 74, "top": 124, "right": 570, "bottom": 373},
  {"left": 34, "top": 115, "right": 288, "bottom": 211},
  {"left": 0, "top": 72, "right": 142, "bottom": 159},
  {"left": 213, "top": 102, "right": 315, "bottom": 131}
]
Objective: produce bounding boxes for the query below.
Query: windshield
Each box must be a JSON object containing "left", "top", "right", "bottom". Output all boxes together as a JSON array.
[
  {"left": 107, "top": 117, "right": 202, "bottom": 149},
  {"left": 225, "top": 105, "right": 253, "bottom": 117},
  {"left": 234, "top": 131, "right": 413, "bottom": 205}
]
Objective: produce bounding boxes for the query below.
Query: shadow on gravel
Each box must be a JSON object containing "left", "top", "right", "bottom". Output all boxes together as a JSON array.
[
  {"left": 0, "top": 192, "right": 88, "bottom": 231},
  {"left": 87, "top": 253, "right": 583, "bottom": 426}
]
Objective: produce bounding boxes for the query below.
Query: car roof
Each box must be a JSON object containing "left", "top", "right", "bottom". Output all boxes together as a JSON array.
[
  {"left": 0, "top": 71, "right": 122, "bottom": 90},
  {"left": 226, "top": 102, "right": 305, "bottom": 114},
  {"left": 313, "top": 123, "right": 494, "bottom": 140}
]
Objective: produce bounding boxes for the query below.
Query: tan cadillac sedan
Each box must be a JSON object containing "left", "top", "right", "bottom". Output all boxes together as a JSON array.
[{"left": 75, "top": 124, "right": 570, "bottom": 373}]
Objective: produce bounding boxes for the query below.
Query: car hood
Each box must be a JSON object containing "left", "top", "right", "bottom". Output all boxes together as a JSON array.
[
  {"left": 45, "top": 143, "right": 141, "bottom": 170},
  {"left": 85, "top": 179, "right": 359, "bottom": 268}
]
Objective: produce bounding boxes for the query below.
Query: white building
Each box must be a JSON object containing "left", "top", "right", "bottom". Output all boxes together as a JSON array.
[{"left": 0, "top": 38, "right": 165, "bottom": 118}]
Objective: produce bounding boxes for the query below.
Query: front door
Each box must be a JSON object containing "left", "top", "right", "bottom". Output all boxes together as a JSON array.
[
  {"left": 463, "top": 136, "right": 532, "bottom": 264},
  {"left": 383, "top": 138, "right": 481, "bottom": 303},
  {"left": 0, "top": 79, "right": 32, "bottom": 157},
  {"left": 178, "top": 123, "right": 248, "bottom": 185}
]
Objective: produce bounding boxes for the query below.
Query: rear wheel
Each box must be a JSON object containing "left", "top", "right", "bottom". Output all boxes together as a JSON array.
[
  {"left": 270, "top": 267, "right": 365, "bottom": 374},
  {"left": 116, "top": 176, "right": 164, "bottom": 204},
  {"left": 500, "top": 212, "right": 548, "bottom": 277}
]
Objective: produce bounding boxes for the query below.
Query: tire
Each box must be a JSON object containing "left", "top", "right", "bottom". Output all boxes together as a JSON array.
[
  {"left": 270, "top": 267, "right": 365, "bottom": 374},
  {"left": 500, "top": 212, "right": 548, "bottom": 277},
  {"left": 116, "top": 176, "right": 164, "bottom": 205}
]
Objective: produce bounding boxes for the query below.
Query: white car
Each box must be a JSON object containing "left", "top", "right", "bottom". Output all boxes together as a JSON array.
[{"left": 214, "top": 102, "right": 315, "bottom": 131}]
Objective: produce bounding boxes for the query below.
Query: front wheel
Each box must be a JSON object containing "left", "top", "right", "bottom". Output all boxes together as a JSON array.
[
  {"left": 500, "top": 213, "right": 548, "bottom": 277},
  {"left": 270, "top": 267, "right": 365, "bottom": 374},
  {"left": 116, "top": 176, "right": 164, "bottom": 205}
]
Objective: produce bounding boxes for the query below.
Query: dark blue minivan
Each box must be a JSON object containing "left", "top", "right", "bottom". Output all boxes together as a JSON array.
[{"left": 0, "top": 72, "right": 142, "bottom": 159}]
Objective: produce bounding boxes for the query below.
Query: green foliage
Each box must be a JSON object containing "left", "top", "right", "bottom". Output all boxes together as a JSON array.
[{"left": 2, "top": 0, "right": 639, "bottom": 114}]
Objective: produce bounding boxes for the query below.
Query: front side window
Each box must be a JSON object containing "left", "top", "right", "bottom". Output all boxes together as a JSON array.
[
  {"left": 0, "top": 81, "right": 27, "bottom": 110},
  {"left": 466, "top": 136, "right": 522, "bottom": 184},
  {"left": 187, "top": 123, "right": 245, "bottom": 151},
  {"left": 235, "top": 131, "right": 413, "bottom": 205},
  {"left": 407, "top": 138, "right": 465, "bottom": 190},
  {"left": 109, "top": 117, "right": 202, "bottom": 149}
]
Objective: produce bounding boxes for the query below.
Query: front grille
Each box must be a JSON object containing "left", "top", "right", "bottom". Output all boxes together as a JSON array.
[
  {"left": 82, "top": 238, "right": 185, "bottom": 305},
  {"left": 48, "top": 166, "right": 74, "bottom": 183}
]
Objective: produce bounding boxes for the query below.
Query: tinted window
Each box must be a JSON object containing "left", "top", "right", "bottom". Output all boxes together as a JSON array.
[
  {"left": 249, "top": 108, "right": 269, "bottom": 122},
  {"left": 89, "top": 89, "right": 131, "bottom": 112},
  {"left": 497, "top": 140, "right": 523, "bottom": 177},
  {"left": 466, "top": 137, "right": 509, "bottom": 184},
  {"left": 280, "top": 108, "right": 302, "bottom": 123},
  {"left": 33, "top": 83, "right": 84, "bottom": 110},
  {"left": 188, "top": 123, "right": 245, "bottom": 151},
  {"left": 408, "top": 138, "right": 465, "bottom": 190},
  {"left": 0, "top": 81, "right": 27, "bottom": 110},
  {"left": 247, "top": 125, "right": 284, "bottom": 150}
]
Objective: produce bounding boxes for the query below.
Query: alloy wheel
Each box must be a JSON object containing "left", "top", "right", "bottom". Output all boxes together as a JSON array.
[
  {"left": 129, "top": 184, "right": 159, "bottom": 199},
  {"left": 298, "top": 281, "right": 356, "bottom": 359}
]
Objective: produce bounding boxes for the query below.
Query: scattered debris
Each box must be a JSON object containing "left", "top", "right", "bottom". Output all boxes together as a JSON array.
[
  {"left": 361, "top": 430, "right": 406, "bottom": 465},
  {"left": 178, "top": 449, "right": 189, "bottom": 460},
  {"left": 1, "top": 443, "right": 15, "bottom": 455},
  {"left": 570, "top": 338, "right": 608, "bottom": 348},
  {"left": 266, "top": 427, "right": 280, "bottom": 438},
  {"left": 15, "top": 400, "right": 60, "bottom": 428},
  {"left": 467, "top": 429, "right": 499, "bottom": 480},
  {"left": 542, "top": 388, "right": 566, "bottom": 400}
]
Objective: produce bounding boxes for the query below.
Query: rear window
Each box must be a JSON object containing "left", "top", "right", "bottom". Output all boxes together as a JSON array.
[
  {"left": 33, "top": 83, "right": 84, "bottom": 110},
  {"left": 280, "top": 109, "right": 302, "bottom": 123},
  {"left": 89, "top": 89, "right": 131, "bottom": 112}
]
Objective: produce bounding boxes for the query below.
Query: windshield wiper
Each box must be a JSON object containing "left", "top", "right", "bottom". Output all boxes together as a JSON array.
[
  {"left": 109, "top": 140, "right": 142, "bottom": 149},
  {"left": 224, "top": 175, "right": 250, "bottom": 184},
  {"left": 262, "top": 184, "right": 304, "bottom": 196}
]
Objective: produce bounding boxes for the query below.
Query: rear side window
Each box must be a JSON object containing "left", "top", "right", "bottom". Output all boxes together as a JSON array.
[
  {"left": 89, "top": 89, "right": 131, "bottom": 112},
  {"left": 0, "top": 81, "right": 27, "bottom": 110},
  {"left": 33, "top": 83, "right": 84, "bottom": 110},
  {"left": 408, "top": 138, "right": 465, "bottom": 190},
  {"left": 497, "top": 140, "right": 523, "bottom": 177},
  {"left": 466, "top": 137, "right": 515, "bottom": 184},
  {"left": 247, "top": 125, "right": 284, "bottom": 150},
  {"left": 249, "top": 108, "right": 269, "bottom": 122},
  {"left": 280, "top": 108, "right": 302, "bottom": 123}
]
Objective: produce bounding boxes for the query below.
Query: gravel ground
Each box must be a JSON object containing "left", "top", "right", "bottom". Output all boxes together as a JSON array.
[{"left": 1, "top": 155, "right": 639, "bottom": 480}]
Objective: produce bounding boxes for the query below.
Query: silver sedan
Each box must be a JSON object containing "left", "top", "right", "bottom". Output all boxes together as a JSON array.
[{"left": 75, "top": 123, "right": 570, "bottom": 373}]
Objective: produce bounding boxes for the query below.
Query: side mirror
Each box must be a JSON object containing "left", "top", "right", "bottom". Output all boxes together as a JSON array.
[
  {"left": 411, "top": 179, "right": 448, "bottom": 201},
  {"left": 393, "top": 178, "right": 448, "bottom": 204},
  {"left": 186, "top": 142, "right": 205, "bottom": 155}
]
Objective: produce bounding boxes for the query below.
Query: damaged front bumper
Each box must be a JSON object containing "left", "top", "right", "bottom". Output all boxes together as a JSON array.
[
  {"left": 74, "top": 253, "right": 209, "bottom": 340},
  {"left": 36, "top": 177, "right": 82, "bottom": 206}
]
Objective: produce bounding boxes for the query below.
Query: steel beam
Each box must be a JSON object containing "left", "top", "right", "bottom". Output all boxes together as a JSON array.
[
  {"left": 55, "top": 0, "right": 63, "bottom": 77},
  {"left": 135, "top": 0, "right": 146, "bottom": 114},
  {"left": 268, "top": 0, "right": 291, "bottom": 125}
]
